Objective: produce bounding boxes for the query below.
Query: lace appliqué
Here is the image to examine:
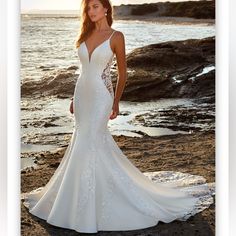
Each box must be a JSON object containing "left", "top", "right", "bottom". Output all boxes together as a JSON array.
[
  {"left": 98, "top": 163, "right": 160, "bottom": 225},
  {"left": 143, "top": 171, "right": 215, "bottom": 221},
  {"left": 112, "top": 166, "right": 161, "bottom": 219},
  {"left": 100, "top": 176, "right": 115, "bottom": 225},
  {"left": 99, "top": 165, "right": 215, "bottom": 224},
  {"left": 101, "top": 56, "right": 114, "bottom": 100},
  {"left": 75, "top": 145, "right": 96, "bottom": 217}
]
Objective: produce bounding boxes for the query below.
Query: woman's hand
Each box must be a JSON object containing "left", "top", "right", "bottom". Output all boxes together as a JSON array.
[
  {"left": 69, "top": 100, "right": 74, "bottom": 114},
  {"left": 110, "top": 101, "right": 119, "bottom": 120}
]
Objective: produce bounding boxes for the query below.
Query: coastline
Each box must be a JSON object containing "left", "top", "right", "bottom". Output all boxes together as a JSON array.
[{"left": 114, "top": 15, "right": 215, "bottom": 25}]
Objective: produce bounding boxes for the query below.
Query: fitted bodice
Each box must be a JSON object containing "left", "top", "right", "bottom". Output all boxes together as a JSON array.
[
  {"left": 77, "top": 30, "right": 116, "bottom": 99},
  {"left": 77, "top": 31, "right": 116, "bottom": 75}
]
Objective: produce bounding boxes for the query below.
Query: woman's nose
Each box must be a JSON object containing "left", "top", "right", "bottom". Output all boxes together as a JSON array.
[{"left": 88, "top": 8, "right": 94, "bottom": 15}]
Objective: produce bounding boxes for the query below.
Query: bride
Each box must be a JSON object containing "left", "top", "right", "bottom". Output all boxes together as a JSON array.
[{"left": 22, "top": 0, "right": 215, "bottom": 233}]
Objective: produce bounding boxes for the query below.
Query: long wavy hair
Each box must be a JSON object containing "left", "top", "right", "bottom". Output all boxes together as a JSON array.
[{"left": 75, "top": 0, "right": 114, "bottom": 48}]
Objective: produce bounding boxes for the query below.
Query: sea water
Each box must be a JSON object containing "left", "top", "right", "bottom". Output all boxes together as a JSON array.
[{"left": 21, "top": 16, "right": 215, "bottom": 82}]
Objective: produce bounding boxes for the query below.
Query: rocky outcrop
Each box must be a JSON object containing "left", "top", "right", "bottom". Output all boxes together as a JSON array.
[
  {"left": 113, "top": 1, "right": 215, "bottom": 19},
  {"left": 21, "top": 66, "right": 78, "bottom": 98},
  {"left": 120, "top": 36, "right": 215, "bottom": 101}
]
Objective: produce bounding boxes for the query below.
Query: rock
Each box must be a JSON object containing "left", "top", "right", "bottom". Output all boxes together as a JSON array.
[
  {"left": 113, "top": 1, "right": 215, "bottom": 19},
  {"left": 121, "top": 36, "right": 215, "bottom": 101},
  {"left": 49, "top": 162, "right": 60, "bottom": 168},
  {"left": 21, "top": 69, "right": 77, "bottom": 98},
  {"left": 160, "top": 1, "right": 215, "bottom": 19},
  {"left": 67, "top": 65, "right": 79, "bottom": 70},
  {"left": 119, "top": 111, "right": 131, "bottom": 116},
  {"left": 130, "top": 101, "right": 215, "bottom": 132},
  {"left": 43, "top": 123, "right": 59, "bottom": 128}
]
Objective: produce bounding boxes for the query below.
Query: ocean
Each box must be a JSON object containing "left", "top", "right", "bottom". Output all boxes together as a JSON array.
[{"left": 21, "top": 16, "right": 215, "bottom": 82}]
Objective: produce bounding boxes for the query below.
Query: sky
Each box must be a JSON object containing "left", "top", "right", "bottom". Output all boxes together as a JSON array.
[{"left": 21, "top": 0, "right": 200, "bottom": 11}]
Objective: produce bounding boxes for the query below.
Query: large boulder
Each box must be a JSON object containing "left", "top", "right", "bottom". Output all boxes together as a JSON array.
[
  {"left": 119, "top": 36, "right": 215, "bottom": 101},
  {"left": 21, "top": 67, "right": 78, "bottom": 98}
]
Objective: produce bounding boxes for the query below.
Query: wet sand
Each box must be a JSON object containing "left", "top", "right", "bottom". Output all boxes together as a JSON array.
[{"left": 21, "top": 130, "right": 215, "bottom": 236}]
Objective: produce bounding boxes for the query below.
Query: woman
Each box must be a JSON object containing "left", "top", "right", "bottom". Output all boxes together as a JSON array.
[
  {"left": 22, "top": 0, "right": 214, "bottom": 233},
  {"left": 69, "top": 0, "right": 126, "bottom": 120}
]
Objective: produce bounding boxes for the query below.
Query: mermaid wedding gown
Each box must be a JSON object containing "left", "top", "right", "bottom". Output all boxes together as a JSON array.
[{"left": 22, "top": 30, "right": 215, "bottom": 233}]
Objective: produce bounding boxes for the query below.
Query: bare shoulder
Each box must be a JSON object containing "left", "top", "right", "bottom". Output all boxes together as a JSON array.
[
  {"left": 111, "top": 30, "right": 125, "bottom": 50},
  {"left": 109, "top": 30, "right": 125, "bottom": 57},
  {"left": 113, "top": 30, "right": 125, "bottom": 41}
]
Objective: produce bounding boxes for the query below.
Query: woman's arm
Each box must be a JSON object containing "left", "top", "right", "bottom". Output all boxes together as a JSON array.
[{"left": 113, "top": 31, "right": 127, "bottom": 105}]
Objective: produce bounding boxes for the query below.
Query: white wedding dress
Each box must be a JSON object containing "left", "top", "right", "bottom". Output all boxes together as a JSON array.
[{"left": 22, "top": 30, "right": 215, "bottom": 233}]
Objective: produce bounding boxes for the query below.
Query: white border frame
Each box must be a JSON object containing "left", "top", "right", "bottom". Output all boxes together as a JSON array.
[
  {"left": 216, "top": 0, "right": 229, "bottom": 234},
  {"left": 7, "top": 0, "right": 21, "bottom": 235},
  {"left": 0, "top": 0, "right": 233, "bottom": 235},
  {"left": 229, "top": 0, "right": 236, "bottom": 235},
  {"left": 0, "top": 0, "right": 8, "bottom": 235}
]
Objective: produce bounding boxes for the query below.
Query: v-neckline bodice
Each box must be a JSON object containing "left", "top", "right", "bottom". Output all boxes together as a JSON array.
[{"left": 84, "top": 30, "right": 116, "bottom": 63}]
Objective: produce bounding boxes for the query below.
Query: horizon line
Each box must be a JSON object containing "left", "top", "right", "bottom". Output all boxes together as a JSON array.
[{"left": 21, "top": 0, "right": 206, "bottom": 12}]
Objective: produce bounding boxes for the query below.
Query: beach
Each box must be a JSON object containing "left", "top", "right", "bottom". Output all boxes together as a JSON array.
[{"left": 21, "top": 130, "right": 215, "bottom": 235}]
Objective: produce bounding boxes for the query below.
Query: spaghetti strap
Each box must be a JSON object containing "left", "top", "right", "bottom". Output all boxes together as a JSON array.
[{"left": 108, "top": 30, "right": 116, "bottom": 40}]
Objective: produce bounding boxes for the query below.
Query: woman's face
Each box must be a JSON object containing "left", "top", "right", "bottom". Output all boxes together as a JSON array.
[{"left": 87, "top": 0, "right": 107, "bottom": 22}]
